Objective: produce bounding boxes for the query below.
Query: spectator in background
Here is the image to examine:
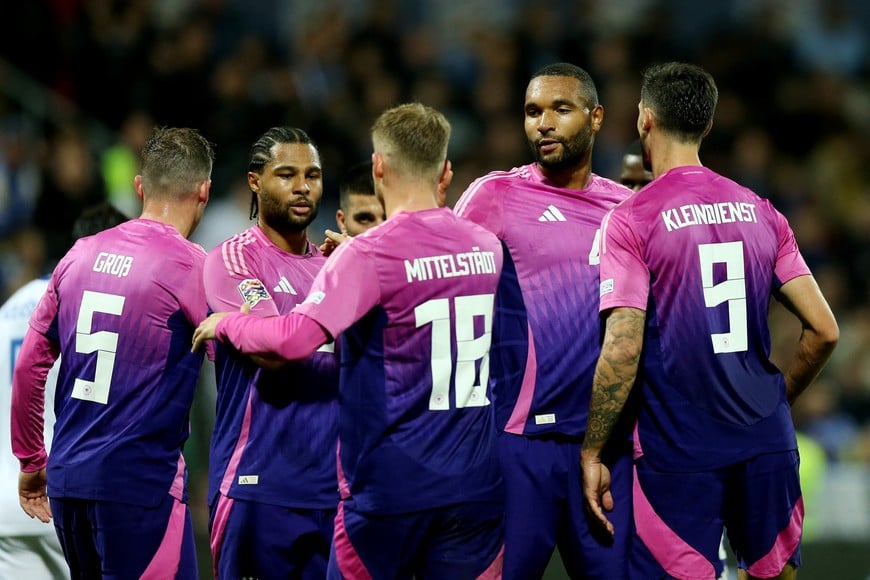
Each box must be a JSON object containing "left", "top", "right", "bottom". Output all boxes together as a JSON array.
[
  {"left": 100, "top": 110, "right": 153, "bottom": 217},
  {"left": 31, "top": 126, "right": 106, "bottom": 266}
]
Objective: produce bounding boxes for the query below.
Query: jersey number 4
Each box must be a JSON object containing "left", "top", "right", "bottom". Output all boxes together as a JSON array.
[
  {"left": 415, "top": 294, "right": 494, "bottom": 411},
  {"left": 72, "top": 290, "right": 125, "bottom": 404},
  {"left": 699, "top": 241, "right": 748, "bottom": 353}
]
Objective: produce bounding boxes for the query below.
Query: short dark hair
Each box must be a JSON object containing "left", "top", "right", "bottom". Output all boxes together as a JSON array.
[
  {"left": 71, "top": 202, "right": 129, "bottom": 241},
  {"left": 247, "top": 127, "right": 319, "bottom": 219},
  {"left": 530, "top": 62, "right": 599, "bottom": 108},
  {"left": 141, "top": 127, "right": 214, "bottom": 199},
  {"left": 339, "top": 162, "right": 375, "bottom": 211},
  {"left": 640, "top": 62, "right": 718, "bottom": 143}
]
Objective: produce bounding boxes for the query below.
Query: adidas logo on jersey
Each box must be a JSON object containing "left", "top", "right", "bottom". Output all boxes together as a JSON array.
[
  {"left": 273, "top": 276, "right": 297, "bottom": 295},
  {"left": 538, "top": 205, "right": 567, "bottom": 222}
]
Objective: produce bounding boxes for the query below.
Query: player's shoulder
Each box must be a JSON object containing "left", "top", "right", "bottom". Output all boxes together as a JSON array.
[
  {"left": 207, "top": 227, "right": 261, "bottom": 275},
  {"left": 455, "top": 165, "right": 534, "bottom": 209},
  {"left": 588, "top": 173, "right": 634, "bottom": 201}
]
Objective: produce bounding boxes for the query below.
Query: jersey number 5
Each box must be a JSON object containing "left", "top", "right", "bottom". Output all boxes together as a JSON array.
[
  {"left": 415, "top": 294, "right": 494, "bottom": 411},
  {"left": 72, "top": 290, "right": 126, "bottom": 404},
  {"left": 699, "top": 241, "right": 748, "bottom": 353}
]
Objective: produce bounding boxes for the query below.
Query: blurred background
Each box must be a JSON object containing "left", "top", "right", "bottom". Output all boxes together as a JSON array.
[{"left": 0, "top": 0, "right": 867, "bottom": 578}]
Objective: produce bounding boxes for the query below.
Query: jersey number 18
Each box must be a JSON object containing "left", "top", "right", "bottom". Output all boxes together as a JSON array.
[{"left": 415, "top": 294, "right": 494, "bottom": 411}]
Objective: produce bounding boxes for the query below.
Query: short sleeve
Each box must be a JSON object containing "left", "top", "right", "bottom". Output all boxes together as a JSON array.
[
  {"left": 598, "top": 206, "right": 650, "bottom": 311},
  {"left": 454, "top": 177, "right": 504, "bottom": 237},
  {"left": 204, "top": 244, "right": 280, "bottom": 317},
  {"left": 772, "top": 209, "right": 811, "bottom": 288}
]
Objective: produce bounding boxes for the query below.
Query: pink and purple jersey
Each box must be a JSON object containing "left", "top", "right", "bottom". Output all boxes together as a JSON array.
[
  {"left": 203, "top": 226, "right": 339, "bottom": 509},
  {"left": 291, "top": 208, "right": 504, "bottom": 514},
  {"left": 454, "top": 164, "right": 632, "bottom": 437},
  {"left": 18, "top": 219, "right": 208, "bottom": 506},
  {"left": 599, "top": 166, "right": 811, "bottom": 471}
]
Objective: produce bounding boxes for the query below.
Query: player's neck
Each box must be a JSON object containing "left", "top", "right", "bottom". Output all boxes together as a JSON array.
[
  {"left": 383, "top": 186, "right": 439, "bottom": 218},
  {"left": 258, "top": 222, "right": 309, "bottom": 255},
  {"left": 538, "top": 161, "right": 592, "bottom": 191},
  {"left": 650, "top": 139, "right": 703, "bottom": 177},
  {"left": 140, "top": 202, "right": 197, "bottom": 239}
]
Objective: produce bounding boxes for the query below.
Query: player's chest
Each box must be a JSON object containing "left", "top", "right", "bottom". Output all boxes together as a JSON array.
[
  {"left": 501, "top": 198, "right": 611, "bottom": 266},
  {"left": 254, "top": 258, "right": 322, "bottom": 311}
]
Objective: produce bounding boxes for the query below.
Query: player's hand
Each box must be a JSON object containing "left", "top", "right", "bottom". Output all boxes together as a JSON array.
[
  {"left": 19, "top": 469, "right": 52, "bottom": 523},
  {"left": 192, "top": 306, "right": 248, "bottom": 353},
  {"left": 319, "top": 229, "right": 350, "bottom": 257},
  {"left": 580, "top": 450, "right": 615, "bottom": 536}
]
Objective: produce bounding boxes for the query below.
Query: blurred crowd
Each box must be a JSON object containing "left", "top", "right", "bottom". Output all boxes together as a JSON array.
[{"left": 0, "top": 0, "right": 867, "bottom": 468}]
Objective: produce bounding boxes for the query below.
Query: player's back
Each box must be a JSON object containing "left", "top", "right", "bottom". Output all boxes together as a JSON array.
[
  {"left": 330, "top": 208, "right": 504, "bottom": 514},
  {"left": 32, "top": 218, "right": 208, "bottom": 506},
  {"left": 602, "top": 166, "right": 807, "bottom": 470}
]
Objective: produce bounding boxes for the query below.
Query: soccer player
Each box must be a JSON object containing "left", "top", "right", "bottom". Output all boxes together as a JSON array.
[
  {"left": 619, "top": 139, "right": 654, "bottom": 192},
  {"left": 336, "top": 161, "right": 385, "bottom": 237},
  {"left": 204, "top": 127, "right": 339, "bottom": 578},
  {"left": 453, "top": 62, "right": 634, "bottom": 579},
  {"left": 12, "top": 127, "right": 214, "bottom": 579},
  {"left": 193, "top": 103, "right": 505, "bottom": 579},
  {"left": 0, "top": 202, "right": 127, "bottom": 580},
  {"left": 581, "top": 62, "right": 839, "bottom": 580}
]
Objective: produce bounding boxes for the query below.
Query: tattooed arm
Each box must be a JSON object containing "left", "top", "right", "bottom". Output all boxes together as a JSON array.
[{"left": 580, "top": 306, "right": 646, "bottom": 535}]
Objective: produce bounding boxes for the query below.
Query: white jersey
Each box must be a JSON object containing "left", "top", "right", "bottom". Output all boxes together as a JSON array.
[{"left": 0, "top": 278, "right": 59, "bottom": 537}]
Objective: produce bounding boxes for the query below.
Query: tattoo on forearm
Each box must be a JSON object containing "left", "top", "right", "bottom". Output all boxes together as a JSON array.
[{"left": 584, "top": 308, "right": 645, "bottom": 451}]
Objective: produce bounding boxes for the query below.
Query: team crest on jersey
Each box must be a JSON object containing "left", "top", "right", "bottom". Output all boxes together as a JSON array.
[{"left": 237, "top": 278, "right": 272, "bottom": 307}]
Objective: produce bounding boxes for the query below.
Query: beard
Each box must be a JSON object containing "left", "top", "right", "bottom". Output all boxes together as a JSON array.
[
  {"left": 258, "top": 191, "right": 320, "bottom": 233},
  {"left": 529, "top": 123, "right": 595, "bottom": 171}
]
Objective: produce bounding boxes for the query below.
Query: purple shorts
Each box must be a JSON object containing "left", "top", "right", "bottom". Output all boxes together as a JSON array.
[
  {"left": 631, "top": 449, "right": 802, "bottom": 579},
  {"left": 498, "top": 433, "right": 633, "bottom": 579},
  {"left": 329, "top": 499, "right": 504, "bottom": 579},
  {"left": 209, "top": 494, "right": 335, "bottom": 580},
  {"left": 50, "top": 494, "right": 197, "bottom": 579}
]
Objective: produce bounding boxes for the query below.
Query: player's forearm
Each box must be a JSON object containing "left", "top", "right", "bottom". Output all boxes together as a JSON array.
[
  {"left": 217, "top": 311, "right": 329, "bottom": 361},
  {"left": 582, "top": 307, "right": 645, "bottom": 456},
  {"left": 784, "top": 327, "right": 838, "bottom": 404},
  {"left": 11, "top": 329, "right": 58, "bottom": 471}
]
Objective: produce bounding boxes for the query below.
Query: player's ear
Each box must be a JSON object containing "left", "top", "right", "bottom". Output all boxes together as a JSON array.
[
  {"left": 134, "top": 175, "right": 145, "bottom": 201},
  {"left": 336, "top": 209, "right": 347, "bottom": 234},
  {"left": 589, "top": 104, "right": 604, "bottom": 133},
  {"left": 247, "top": 171, "right": 260, "bottom": 193},
  {"left": 640, "top": 107, "right": 654, "bottom": 133},
  {"left": 372, "top": 153, "right": 385, "bottom": 180},
  {"left": 199, "top": 179, "right": 211, "bottom": 204}
]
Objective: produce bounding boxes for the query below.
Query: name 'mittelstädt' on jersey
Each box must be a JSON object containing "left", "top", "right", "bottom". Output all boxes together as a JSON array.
[{"left": 404, "top": 247, "right": 498, "bottom": 283}]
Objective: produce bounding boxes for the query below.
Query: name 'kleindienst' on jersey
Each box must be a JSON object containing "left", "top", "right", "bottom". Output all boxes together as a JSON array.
[
  {"left": 661, "top": 201, "right": 758, "bottom": 232},
  {"left": 92, "top": 252, "right": 134, "bottom": 278},
  {"left": 404, "top": 246, "right": 497, "bottom": 283}
]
